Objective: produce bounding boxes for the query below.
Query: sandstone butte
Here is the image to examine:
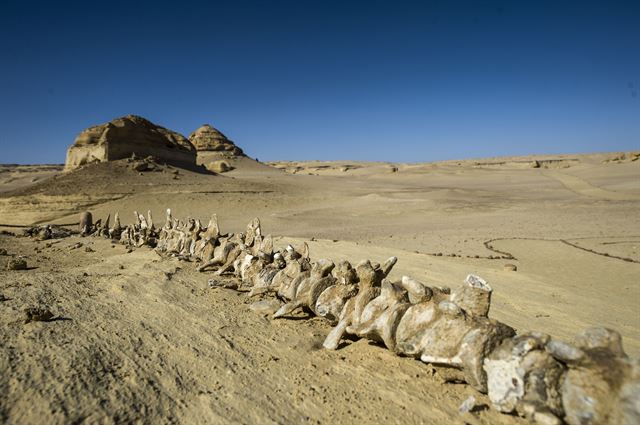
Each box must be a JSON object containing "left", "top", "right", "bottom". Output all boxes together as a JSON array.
[
  {"left": 188, "top": 124, "right": 246, "bottom": 172},
  {"left": 64, "top": 115, "right": 197, "bottom": 171}
]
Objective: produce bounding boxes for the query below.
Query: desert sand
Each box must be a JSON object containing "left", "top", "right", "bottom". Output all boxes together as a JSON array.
[{"left": 1, "top": 151, "right": 639, "bottom": 424}]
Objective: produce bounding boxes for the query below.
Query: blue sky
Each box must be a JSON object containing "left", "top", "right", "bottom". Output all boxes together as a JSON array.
[{"left": 1, "top": 0, "right": 638, "bottom": 163}]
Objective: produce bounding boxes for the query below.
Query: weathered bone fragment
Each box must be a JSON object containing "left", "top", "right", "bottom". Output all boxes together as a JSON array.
[
  {"left": 199, "top": 218, "right": 266, "bottom": 275},
  {"left": 244, "top": 217, "right": 261, "bottom": 247},
  {"left": 347, "top": 279, "right": 411, "bottom": 351},
  {"left": 138, "top": 213, "right": 148, "bottom": 230},
  {"left": 181, "top": 218, "right": 201, "bottom": 256},
  {"left": 91, "top": 219, "right": 103, "bottom": 237},
  {"left": 399, "top": 275, "right": 436, "bottom": 304},
  {"left": 273, "top": 258, "right": 336, "bottom": 318},
  {"left": 102, "top": 214, "right": 111, "bottom": 237},
  {"left": 249, "top": 299, "right": 283, "bottom": 316},
  {"left": 450, "top": 274, "right": 492, "bottom": 317},
  {"left": 546, "top": 327, "right": 640, "bottom": 425},
  {"left": 79, "top": 211, "right": 92, "bottom": 236},
  {"left": 393, "top": 275, "right": 515, "bottom": 392},
  {"left": 253, "top": 234, "right": 273, "bottom": 260},
  {"left": 147, "top": 210, "right": 154, "bottom": 231},
  {"left": 484, "top": 332, "right": 565, "bottom": 424},
  {"left": 315, "top": 260, "right": 358, "bottom": 323},
  {"left": 164, "top": 208, "right": 173, "bottom": 230},
  {"left": 241, "top": 255, "right": 286, "bottom": 293},
  {"left": 248, "top": 246, "right": 310, "bottom": 298},
  {"left": 197, "top": 232, "right": 246, "bottom": 272},
  {"left": 202, "top": 214, "right": 220, "bottom": 239},
  {"left": 110, "top": 212, "right": 122, "bottom": 239},
  {"left": 323, "top": 257, "right": 397, "bottom": 350},
  {"left": 70, "top": 209, "right": 639, "bottom": 425}
]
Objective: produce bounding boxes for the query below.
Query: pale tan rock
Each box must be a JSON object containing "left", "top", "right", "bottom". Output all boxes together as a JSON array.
[
  {"left": 65, "top": 115, "right": 196, "bottom": 171},
  {"left": 207, "top": 160, "right": 234, "bottom": 173},
  {"left": 189, "top": 124, "right": 243, "bottom": 155},
  {"left": 503, "top": 263, "right": 517, "bottom": 272}
]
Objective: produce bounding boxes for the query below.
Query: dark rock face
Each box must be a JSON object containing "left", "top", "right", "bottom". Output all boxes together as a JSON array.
[{"left": 65, "top": 115, "right": 196, "bottom": 171}]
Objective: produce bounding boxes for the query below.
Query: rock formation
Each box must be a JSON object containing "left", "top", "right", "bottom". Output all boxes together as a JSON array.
[
  {"left": 188, "top": 124, "right": 245, "bottom": 172},
  {"left": 64, "top": 115, "right": 196, "bottom": 171}
]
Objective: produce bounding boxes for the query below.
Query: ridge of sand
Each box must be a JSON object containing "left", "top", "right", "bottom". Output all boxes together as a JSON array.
[{"left": 543, "top": 170, "right": 640, "bottom": 201}]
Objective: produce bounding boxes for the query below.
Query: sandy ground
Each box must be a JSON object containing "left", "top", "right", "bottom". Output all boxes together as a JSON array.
[{"left": 0, "top": 151, "right": 638, "bottom": 424}]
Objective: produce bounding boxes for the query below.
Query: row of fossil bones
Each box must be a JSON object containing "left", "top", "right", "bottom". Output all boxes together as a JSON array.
[{"left": 78, "top": 209, "right": 639, "bottom": 425}]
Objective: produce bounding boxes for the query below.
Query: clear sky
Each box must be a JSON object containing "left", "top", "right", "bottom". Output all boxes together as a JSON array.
[{"left": 1, "top": 0, "right": 638, "bottom": 164}]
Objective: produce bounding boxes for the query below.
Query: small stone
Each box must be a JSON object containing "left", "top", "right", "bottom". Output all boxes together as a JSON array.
[
  {"left": 132, "top": 161, "right": 149, "bottom": 172},
  {"left": 6, "top": 257, "right": 27, "bottom": 270},
  {"left": 24, "top": 306, "right": 55, "bottom": 323},
  {"left": 84, "top": 246, "right": 94, "bottom": 252},
  {"left": 546, "top": 339, "right": 584, "bottom": 362},
  {"left": 0, "top": 248, "right": 8, "bottom": 255},
  {"left": 458, "top": 395, "right": 477, "bottom": 414},
  {"left": 206, "top": 160, "right": 233, "bottom": 173},
  {"left": 249, "top": 299, "right": 283, "bottom": 316},
  {"left": 207, "top": 279, "right": 237, "bottom": 290},
  {"left": 118, "top": 264, "right": 124, "bottom": 270},
  {"left": 503, "top": 263, "right": 517, "bottom": 271},
  {"left": 79, "top": 211, "right": 92, "bottom": 235},
  {"left": 0, "top": 294, "right": 7, "bottom": 301}
]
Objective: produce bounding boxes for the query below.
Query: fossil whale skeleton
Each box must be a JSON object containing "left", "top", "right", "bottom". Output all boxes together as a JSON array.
[{"left": 67, "top": 210, "right": 640, "bottom": 425}]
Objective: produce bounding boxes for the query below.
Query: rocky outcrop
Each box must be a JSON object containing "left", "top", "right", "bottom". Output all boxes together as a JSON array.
[
  {"left": 65, "top": 115, "right": 196, "bottom": 171},
  {"left": 189, "top": 124, "right": 243, "bottom": 156},
  {"left": 189, "top": 125, "right": 244, "bottom": 172}
]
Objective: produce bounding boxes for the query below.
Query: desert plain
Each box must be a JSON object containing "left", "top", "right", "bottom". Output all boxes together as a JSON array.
[{"left": 0, "top": 150, "right": 639, "bottom": 424}]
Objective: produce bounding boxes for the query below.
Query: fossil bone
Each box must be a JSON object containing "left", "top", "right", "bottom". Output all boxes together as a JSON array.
[
  {"left": 322, "top": 257, "right": 397, "bottom": 350},
  {"left": 273, "top": 258, "right": 336, "bottom": 318},
  {"left": 70, "top": 209, "right": 639, "bottom": 425}
]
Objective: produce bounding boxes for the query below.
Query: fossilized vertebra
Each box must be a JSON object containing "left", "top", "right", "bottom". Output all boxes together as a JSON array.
[{"left": 72, "top": 209, "right": 639, "bottom": 425}]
